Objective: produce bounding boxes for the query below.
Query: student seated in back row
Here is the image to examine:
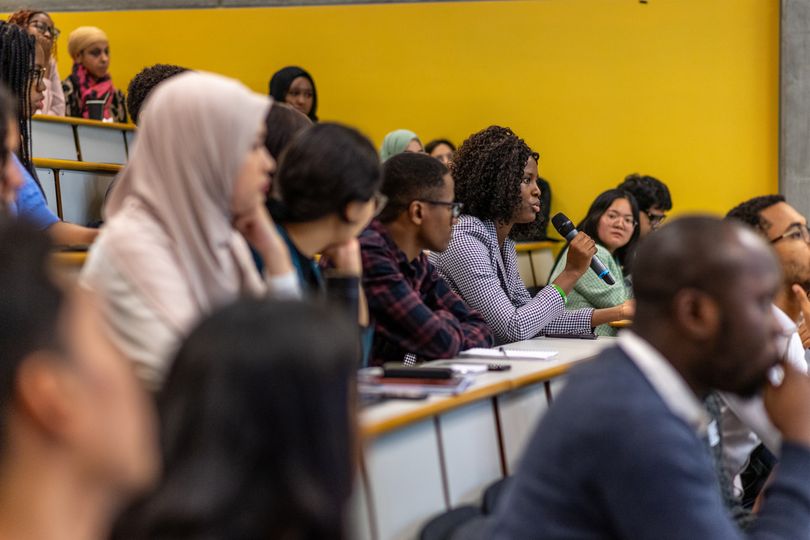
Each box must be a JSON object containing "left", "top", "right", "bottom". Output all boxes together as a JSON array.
[
  {"left": 360, "top": 152, "right": 493, "bottom": 366},
  {"left": 0, "top": 22, "right": 98, "bottom": 245},
  {"left": 548, "top": 189, "right": 639, "bottom": 336}
]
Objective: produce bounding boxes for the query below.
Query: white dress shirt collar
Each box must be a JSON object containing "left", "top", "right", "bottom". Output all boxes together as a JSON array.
[{"left": 618, "top": 331, "right": 710, "bottom": 435}]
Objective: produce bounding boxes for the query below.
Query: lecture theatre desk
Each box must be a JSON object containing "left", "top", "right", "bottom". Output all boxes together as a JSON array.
[{"left": 355, "top": 336, "right": 616, "bottom": 540}]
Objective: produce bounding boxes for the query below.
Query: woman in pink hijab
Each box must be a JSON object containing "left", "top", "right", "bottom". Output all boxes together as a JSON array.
[{"left": 81, "top": 71, "right": 298, "bottom": 389}]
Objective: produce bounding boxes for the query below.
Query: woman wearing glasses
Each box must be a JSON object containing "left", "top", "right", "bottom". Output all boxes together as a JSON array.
[
  {"left": 0, "top": 21, "right": 98, "bottom": 245},
  {"left": 431, "top": 126, "right": 631, "bottom": 344},
  {"left": 8, "top": 10, "right": 65, "bottom": 116},
  {"left": 548, "top": 189, "right": 639, "bottom": 336}
]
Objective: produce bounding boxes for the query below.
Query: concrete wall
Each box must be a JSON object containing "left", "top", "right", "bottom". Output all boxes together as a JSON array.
[{"left": 781, "top": 0, "right": 810, "bottom": 216}]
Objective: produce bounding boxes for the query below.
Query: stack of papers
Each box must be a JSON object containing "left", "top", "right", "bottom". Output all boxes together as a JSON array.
[
  {"left": 358, "top": 373, "right": 474, "bottom": 396},
  {"left": 460, "top": 348, "right": 558, "bottom": 361}
]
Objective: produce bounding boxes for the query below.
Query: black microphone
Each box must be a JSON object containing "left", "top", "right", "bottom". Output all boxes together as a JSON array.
[{"left": 551, "top": 212, "right": 615, "bottom": 285}]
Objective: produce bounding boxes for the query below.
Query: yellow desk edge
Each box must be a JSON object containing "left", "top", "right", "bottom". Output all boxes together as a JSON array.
[
  {"left": 33, "top": 114, "right": 136, "bottom": 131},
  {"left": 361, "top": 359, "right": 583, "bottom": 439},
  {"left": 33, "top": 158, "right": 123, "bottom": 174}
]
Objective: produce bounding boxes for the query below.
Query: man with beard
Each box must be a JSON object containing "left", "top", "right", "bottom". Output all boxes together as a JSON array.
[
  {"left": 484, "top": 216, "right": 810, "bottom": 539},
  {"left": 718, "top": 195, "right": 810, "bottom": 510}
]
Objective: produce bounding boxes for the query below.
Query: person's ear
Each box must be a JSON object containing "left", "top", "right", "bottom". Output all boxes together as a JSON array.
[
  {"left": 408, "top": 201, "right": 425, "bottom": 226},
  {"left": 672, "top": 288, "right": 720, "bottom": 341},
  {"left": 15, "top": 353, "right": 77, "bottom": 441}
]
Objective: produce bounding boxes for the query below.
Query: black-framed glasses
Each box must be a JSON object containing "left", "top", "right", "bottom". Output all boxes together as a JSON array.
[
  {"left": 30, "top": 66, "right": 46, "bottom": 86},
  {"left": 646, "top": 211, "right": 667, "bottom": 228},
  {"left": 770, "top": 224, "right": 810, "bottom": 245},
  {"left": 28, "top": 20, "right": 60, "bottom": 39},
  {"left": 419, "top": 199, "right": 464, "bottom": 218}
]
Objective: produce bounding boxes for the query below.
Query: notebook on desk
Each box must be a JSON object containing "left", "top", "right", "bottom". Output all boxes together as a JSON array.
[{"left": 460, "top": 348, "right": 558, "bottom": 361}]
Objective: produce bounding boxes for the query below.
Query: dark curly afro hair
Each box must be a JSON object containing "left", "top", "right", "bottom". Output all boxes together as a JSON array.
[
  {"left": 451, "top": 125, "right": 542, "bottom": 238},
  {"left": 126, "top": 64, "right": 189, "bottom": 124}
]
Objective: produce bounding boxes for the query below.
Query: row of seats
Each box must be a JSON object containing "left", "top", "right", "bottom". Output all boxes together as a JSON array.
[{"left": 31, "top": 115, "right": 132, "bottom": 226}]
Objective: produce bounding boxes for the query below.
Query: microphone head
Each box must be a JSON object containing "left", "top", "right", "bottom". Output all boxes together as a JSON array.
[{"left": 551, "top": 212, "right": 575, "bottom": 237}]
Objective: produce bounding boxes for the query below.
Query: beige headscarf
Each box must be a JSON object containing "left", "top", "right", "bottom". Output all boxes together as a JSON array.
[
  {"left": 67, "top": 26, "right": 108, "bottom": 59},
  {"left": 101, "top": 71, "right": 271, "bottom": 331}
]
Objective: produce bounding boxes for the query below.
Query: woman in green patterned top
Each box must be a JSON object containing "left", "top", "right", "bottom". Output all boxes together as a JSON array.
[{"left": 548, "top": 189, "right": 639, "bottom": 336}]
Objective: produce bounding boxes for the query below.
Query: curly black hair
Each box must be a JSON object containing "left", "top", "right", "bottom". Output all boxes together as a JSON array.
[
  {"left": 726, "top": 194, "right": 785, "bottom": 232},
  {"left": 127, "top": 64, "right": 189, "bottom": 124},
  {"left": 618, "top": 173, "right": 672, "bottom": 213},
  {"left": 452, "top": 126, "right": 542, "bottom": 237}
]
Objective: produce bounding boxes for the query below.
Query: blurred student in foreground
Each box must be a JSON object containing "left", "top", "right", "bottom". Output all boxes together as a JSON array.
[
  {"left": 0, "top": 222, "right": 159, "bottom": 540},
  {"left": 113, "top": 299, "right": 357, "bottom": 540}
]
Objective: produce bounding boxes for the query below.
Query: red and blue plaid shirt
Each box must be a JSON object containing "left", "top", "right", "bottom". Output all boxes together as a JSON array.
[{"left": 360, "top": 220, "right": 494, "bottom": 366}]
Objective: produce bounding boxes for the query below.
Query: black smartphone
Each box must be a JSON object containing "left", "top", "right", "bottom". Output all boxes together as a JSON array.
[
  {"left": 382, "top": 364, "right": 454, "bottom": 379},
  {"left": 487, "top": 363, "right": 512, "bottom": 371},
  {"left": 543, "top": 332, "right": 597, "bottom": 340}
]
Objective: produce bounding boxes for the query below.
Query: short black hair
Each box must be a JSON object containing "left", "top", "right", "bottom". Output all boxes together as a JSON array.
[
  {"left": 424, "top": 138, "right": 456, "bottom": 155},
  {"left": 618, "top": 173, "right": 672, "bottom": 212},
  {"left": 264, "top": 103, "right": 311, "bottom": 160},
  {"left": 0, "top": 222, "right": 62, "bottom": 447},
  {"left": 377, "top": 152, "right": 449, "bottom": 223},
  {"left": 275, "top": 122, "right": 381, "bottom": 223},
  {"left": 726, "top": 194, "right": 786, "bottom": 232},
  {"left": 127, "top": 64, "right": 189, "bottom": 124}
]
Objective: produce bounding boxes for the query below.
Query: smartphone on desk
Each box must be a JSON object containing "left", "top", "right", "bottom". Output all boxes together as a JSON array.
[
  {"left": 381, "top": 364, "right": 454, "bottom": 379},
  {"left": 543, "top": 332, "right": 597, "bottom": 340}
]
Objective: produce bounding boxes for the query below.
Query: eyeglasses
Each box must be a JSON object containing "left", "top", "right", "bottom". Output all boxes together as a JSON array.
[
  {"left": 372, "top": 192, "right": 389, "bottom": 217},
  {"left": 30, "top": 66, "right": 46, "bottom": 86},
  {"left": 645, "top": 211, "right": 667, "bottom": 228},
  {"left": 770, "top": 224, "right": 810, "bottom": 245},
  {"left": 419, "top": 200, "right": 464, "bottom": 218},
  {"left": 604, "top": 210, "right": 637, "bottom": 228},
  {"left": 28, "top": 20, "right": 59, "bottom": 39}
]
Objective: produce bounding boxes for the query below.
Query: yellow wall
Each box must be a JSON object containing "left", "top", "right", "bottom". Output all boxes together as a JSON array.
[{"left": 43, "top": 0, "right": 778, "bottom": 224}]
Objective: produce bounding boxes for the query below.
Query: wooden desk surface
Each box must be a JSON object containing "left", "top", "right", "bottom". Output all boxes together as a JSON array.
[
  {"left": 360, "top": 336, "right": 615, "bottom": 439},
  {"left": 52, "top": 251, "right": 88, "bottom": 268}
]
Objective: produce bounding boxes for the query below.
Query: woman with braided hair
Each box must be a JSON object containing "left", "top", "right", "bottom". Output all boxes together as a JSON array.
[
  {"left": 0, "top": 21, "right": 97, "bottom": 244},
  {"left": 7, "top": 9, "right": 65, "bottom": 116},
  {"left": 430, "top": 126, "right": 632, "bottom": 343}
]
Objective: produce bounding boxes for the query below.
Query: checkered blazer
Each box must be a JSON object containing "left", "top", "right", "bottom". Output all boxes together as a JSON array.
[{"left": 429, "top": 215, "right": 594, "bottom": 344}]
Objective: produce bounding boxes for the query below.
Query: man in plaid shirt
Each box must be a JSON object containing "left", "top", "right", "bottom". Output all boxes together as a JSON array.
[{"left": 360, "top": 153, "right": 493, "bottom": 366}]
